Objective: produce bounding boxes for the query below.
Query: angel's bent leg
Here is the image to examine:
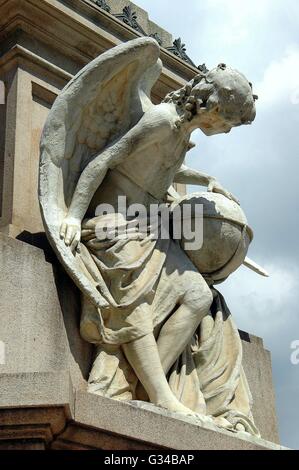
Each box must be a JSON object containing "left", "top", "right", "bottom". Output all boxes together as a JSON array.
[
  {"left": 157, "top": 275, "right": 213, "bottom": 375},
  {"left": 122, "top": 333, "right": 194, "bottom": 414}
]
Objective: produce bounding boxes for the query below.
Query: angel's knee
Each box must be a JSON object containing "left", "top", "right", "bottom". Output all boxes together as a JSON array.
[
  {"left": 80, "top": 295, "right": 102, "bottom": 344},
  {"left": 182, "top": 274, "right": 213, "bottom": 317}
]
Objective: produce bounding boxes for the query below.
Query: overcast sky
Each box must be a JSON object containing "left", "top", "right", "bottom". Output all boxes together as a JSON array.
[{"left": 134, "top": 0, "right": 299, "bottom": 449}]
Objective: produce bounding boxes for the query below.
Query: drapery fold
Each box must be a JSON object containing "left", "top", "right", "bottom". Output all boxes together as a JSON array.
[{"left": 78, "top": 206, "right": 259, "bottom": 436}]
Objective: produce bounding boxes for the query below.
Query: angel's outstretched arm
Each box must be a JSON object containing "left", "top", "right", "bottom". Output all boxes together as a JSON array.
[
  {"left": 60, "top": 112, "right": 171, "bottom": 250},
  {"left": 173, "top": 164, "right": 239, "bottom": 204},
  {"left": 174, "top": 164, "right": 216, "bottom": 187}
]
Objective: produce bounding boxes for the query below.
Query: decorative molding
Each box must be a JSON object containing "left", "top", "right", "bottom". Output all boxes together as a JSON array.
[
  {"left": 91, "top": 0, "right": 111, "bottom": 13},
  {"left": 198, "top": 63, "right": 209, "bottom": 74},
  {"left": 114, "top": 5, "right": 146, "bottom": 35},
  {"left": 88, "top": 2, "right": 204, "bottom": 69},
  {"left": 0, "top": 45, "right": 73, "bottom": 84},
  {"left": 148, "top": 32, "right": 162, "bottom": 46},
  {"left": 114, "top": 5, "right": 163, "bottom": 47},
  {"left": 167, "top": 38, "right": 195, "bottom": 67},
  {"left": 0, "top": 0, "right": 200, "bottom": 86},
  {"left": 167, "top": 38, "right": 208, "bottom": 73}
]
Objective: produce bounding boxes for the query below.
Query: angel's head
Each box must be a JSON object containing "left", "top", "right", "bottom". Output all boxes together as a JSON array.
[{"left": 163, "top": 63, "right": 257, "bottom": 135}]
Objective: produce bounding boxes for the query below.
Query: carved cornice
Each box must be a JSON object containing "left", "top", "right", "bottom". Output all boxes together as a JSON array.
[
  {"left": 114, "top": 5, "right": 163, "bottom": 46},
  {"left": 198, "top": 63, "right": 209, "bottom": 74},
  {"left": 0, "top": 44, "right": 72, "bottom": 86},
  {"left": 91, "top": 0, "right": 111, "bottom": 13},
  {"left": 89, "top": 1, "right": 205, "bottom": 71},
  {"left": 166, "top": 38, "right": 195, "bottom": 67},
  {"left": 166, "top": 38, "right": 209, "bottom": 74},
  {"left": 0, "top": 0, "right": 200, "bottom": 89},
  {"left": 115, "top": 5, "right": 146, "bottom": 35},
  {"left": 148, "top": 32, "right": 162, "bottom": 46}
]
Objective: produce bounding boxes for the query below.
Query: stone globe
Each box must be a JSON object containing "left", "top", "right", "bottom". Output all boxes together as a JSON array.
[{"left": 171, "top": 191, "right": 253, "bottom": 283}]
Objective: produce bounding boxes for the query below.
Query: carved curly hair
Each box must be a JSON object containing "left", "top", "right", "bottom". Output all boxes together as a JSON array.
[{"left": 163, "top": 63, "right": 258, "bottom": 129}]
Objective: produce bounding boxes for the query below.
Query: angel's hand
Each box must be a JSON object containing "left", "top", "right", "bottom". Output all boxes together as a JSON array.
[
  {"left": 208, "top": 178, "right": 240, "bottom": 205},
  {"left": 60, "top": 216, "right": 81, "bottom": 253}
]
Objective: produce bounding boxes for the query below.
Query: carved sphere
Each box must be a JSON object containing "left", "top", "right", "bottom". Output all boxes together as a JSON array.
[{"left": 171, "top": 192, "right": 253, "bottom": 281}]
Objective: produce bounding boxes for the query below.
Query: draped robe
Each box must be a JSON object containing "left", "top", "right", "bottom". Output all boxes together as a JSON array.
[{"left": 76, "top": 170, "right": 259, "bottom": 436}]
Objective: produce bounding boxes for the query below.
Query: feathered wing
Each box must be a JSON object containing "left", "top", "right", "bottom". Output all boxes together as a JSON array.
[{"left": 39, "top": 38, "right": 161, "bottom": 308}]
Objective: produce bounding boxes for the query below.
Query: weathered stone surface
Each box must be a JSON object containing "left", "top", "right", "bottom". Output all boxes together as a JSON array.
[
  {"left": 242, "top": 335, "right": 280, "bottom": 443},
  {"left": 39, "top": 32, "right": 260, "bottom": 434},
  {"left": 0, "top": 232, "right": 93, "bottom": 388},
  {"left": 107, "top": 0, "right": 173, "bottom": 47},
  {"left": 0, "top": 405, "right": 68, "bottom": 449},
  {"left": 0, "top": 0, "right": 190, "bottom": 238},
  {"left": 0, "top": 385, "right": 285, "bottom": 450},
  {"left": 0, "top": 234, "right": 280, "bottom": 449},
  {"left": 70, "top": 390, "right": 284, "bottom": 450},
  {"left": 0, "top": 0, "right": 280, "bottom": 451}
]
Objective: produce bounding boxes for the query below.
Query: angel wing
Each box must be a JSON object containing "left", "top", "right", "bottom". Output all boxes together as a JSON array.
[{"left": 39, "top": 38, "right": 162, "bottom": 308}]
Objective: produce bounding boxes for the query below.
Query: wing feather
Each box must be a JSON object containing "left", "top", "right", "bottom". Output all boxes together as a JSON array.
[{"left": 39, "top": 38, "right": 161, "bottom": 308}]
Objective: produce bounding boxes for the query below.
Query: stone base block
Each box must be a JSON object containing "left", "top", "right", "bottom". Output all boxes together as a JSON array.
[
  {"left": 0, "top": 373, "right": 285, "bottom": 450},
  {"left": 0, "top": 234, "right": 282, "bottom": 449}
]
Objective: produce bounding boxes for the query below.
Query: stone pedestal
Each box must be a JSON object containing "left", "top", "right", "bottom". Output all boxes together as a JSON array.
[
  {"left": 0, "top": 0, "right": 281, "bottom": 451},
  {"left": 0, "top": 234, "right": 281, "bottom": 449}
]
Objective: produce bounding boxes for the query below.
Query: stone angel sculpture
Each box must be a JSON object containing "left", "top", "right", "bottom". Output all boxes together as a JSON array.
[{"left": 39, "top": 38, "right": 260, "bottom": 436}]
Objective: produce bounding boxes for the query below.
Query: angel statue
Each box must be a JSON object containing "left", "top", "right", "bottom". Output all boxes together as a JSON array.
[{"left": 39, "top": 37, "right": 261, "bottom": 436}]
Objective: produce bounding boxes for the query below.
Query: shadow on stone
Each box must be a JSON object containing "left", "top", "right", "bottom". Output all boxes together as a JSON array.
[
  {"left": 16, "top": 230, "right": 93, "bottom": 382},
  {"left": 16, "top": 230, "right": 57, "bottom": 264}
]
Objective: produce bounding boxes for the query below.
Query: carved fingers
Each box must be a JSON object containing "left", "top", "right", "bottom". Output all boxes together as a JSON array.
[
  {"left": 226, "top": 192, "right": 240, "bottom": 205},
  {"left": 208, "top": 179, "right": 240, "bottom": 205},
  {"left": 60, "top": 217, "right": 82, "bottom": 253}
]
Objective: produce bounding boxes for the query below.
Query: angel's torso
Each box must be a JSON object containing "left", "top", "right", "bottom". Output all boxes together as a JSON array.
[{"left": 89, "top": 104, "right": 190, "bottom": 213}]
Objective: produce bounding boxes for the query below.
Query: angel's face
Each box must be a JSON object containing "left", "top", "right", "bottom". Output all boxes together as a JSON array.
[
  {"left": 196, "top": 111, "right": 235, "bottom": 136},
  {"left": 189, "top": 64, "right": 256, "bottom": 136},
  {"left": 189, "top": 106, "right": 243, "bottom": 136}
]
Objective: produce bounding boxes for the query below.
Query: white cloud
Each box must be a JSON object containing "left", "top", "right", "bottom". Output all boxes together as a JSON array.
[
  {"left": 200, "top": 0, "right": 272, "bottom": 47},
  {"left": 219, "top": 262, "right": 299, "bottom": 338},
  {"left": 256, "top": 45, "right": 299, "bottom": 106}
]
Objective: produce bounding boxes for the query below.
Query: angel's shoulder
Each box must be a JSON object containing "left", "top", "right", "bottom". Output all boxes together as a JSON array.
[{"left": 140, "top": 103, "right": 178, "bottom": 131}]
